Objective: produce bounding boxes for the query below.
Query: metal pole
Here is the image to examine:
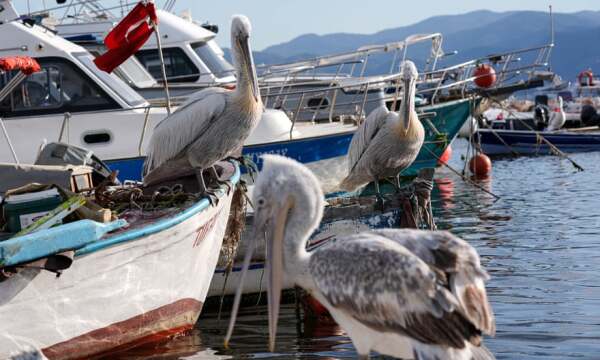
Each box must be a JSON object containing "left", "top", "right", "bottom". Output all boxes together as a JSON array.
[
  {"left": 0, "top": 117, "right": 19, "bottom": 164},
  {"left": 152, "top": 22, "right": 172, "bottom": 115},
  {"left": 138, "top": 106, "right": 151, "bottom": 156},
  {"left": 58, "top": 112, "right": 71, "bottom": 143}
]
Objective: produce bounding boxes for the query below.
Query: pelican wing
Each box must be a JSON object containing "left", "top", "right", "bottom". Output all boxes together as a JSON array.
[
  {"left": 346, "top": 105, "right": 389, "bottom": 173},
  {"left": 369, "top": 228, "right": 496, "bottom": 335},
  {"left": 144, "top": 87, "right": 229, "bottom": 173},
  {"left": 309, "top": 235, "right": 483, "bottom": 348}
]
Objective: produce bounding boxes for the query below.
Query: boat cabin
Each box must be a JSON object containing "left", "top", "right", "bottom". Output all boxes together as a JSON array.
[{"left": 57, "top": 9, "right": 236, "bottom": 87}]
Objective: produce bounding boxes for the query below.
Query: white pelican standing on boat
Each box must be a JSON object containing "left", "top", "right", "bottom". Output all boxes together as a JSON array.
[
  {"left": 225, "top": 155, "right": 496, "bottom": 360},
  {"left": 143, "top": 15, "right": 262, "bottom": 190},
  {"left": 546, "top": 96, "right": 566, "bottom": 131},
  {"left": 339, "top": 60, "right": 425, "bottom": 203}
]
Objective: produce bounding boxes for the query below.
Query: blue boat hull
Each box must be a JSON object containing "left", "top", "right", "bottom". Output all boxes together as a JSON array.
[
  {"left": 476, "top": 129, "right": 600, "bottom": 156},
  {"left": 107, "top": 98, "right": 473, "bottom": 183}
]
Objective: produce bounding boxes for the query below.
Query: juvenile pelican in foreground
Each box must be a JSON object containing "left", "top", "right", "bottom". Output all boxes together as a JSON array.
[
  {"left": 546, "top": 96, "right": 566, "bottom": 131},
  {"left": 340, "top": 61, "right": 425, "bottom": 202},
  {"left": 225, "top": 155, "right": 496, "bottom": 360},
  {"left": 143, "top": 15, "right": 262, "bottom": 189}
]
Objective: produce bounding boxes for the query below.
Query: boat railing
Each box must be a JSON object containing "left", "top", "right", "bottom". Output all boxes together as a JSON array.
[
  {"left": 253, "top": 41, "right": 554, "bottom": 124},
  {"left": 418, "top": 43, "right": 554, "bottom": 104},
  {"left": 259, "top": 33, "right": 446, "bottom": 81}
]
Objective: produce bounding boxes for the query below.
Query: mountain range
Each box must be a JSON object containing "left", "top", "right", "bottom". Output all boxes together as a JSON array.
[{"left": 225, "top": 10, "right": 600, "bottom": 81}]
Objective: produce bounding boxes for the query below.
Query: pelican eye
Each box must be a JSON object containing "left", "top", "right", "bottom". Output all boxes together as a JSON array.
[{"left": 256, "top": 197, "right": 266, "bottom": 207}]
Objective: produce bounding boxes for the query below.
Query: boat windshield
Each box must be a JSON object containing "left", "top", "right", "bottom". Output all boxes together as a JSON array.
[
  {"left": 191, "top": 41, "right": 235, "bottom": 78},
  {"left": 75, "top": 53, "right": 147, "bottom": 108},
  {"left": 116, "top": 57, "right": 157, "bottom": 88}
]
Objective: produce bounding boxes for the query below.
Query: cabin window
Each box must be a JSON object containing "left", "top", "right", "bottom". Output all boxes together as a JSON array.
[
  {"left": 136, "top": 47, "right": 200, "bottom": 83},
  {"left": 307, "top": 97, "right": 330, "bottom": 110},
  {"left": 0, "top": 57, "right": 118, "bottom": 117},
  {"left": 191, "top": 41, "right": 234, "bottom": 78}
]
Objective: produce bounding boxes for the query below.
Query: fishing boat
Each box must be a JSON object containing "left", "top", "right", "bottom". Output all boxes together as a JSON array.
[
  {"left": 475, "top": 127, "right": 600, "bottom": 156},
  {"left": 0, "top": 163, "right": 239, "bottom": 358},
  {"left": 0, "top": 56, "right": 242, "bottom": 358}
]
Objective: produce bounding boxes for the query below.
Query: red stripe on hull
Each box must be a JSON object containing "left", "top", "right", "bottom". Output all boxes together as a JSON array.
[{"left": 42, "top": 298, "right": 203, "bottom": 360}]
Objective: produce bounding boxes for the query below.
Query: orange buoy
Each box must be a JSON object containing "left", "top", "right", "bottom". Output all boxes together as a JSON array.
[
  {"left": 438, "top": 145, "right": 452, "bottom": 166},
  {"left": 474, "top": 64, "right": 496, "bottom": 88},
  {"left": 469, "top": 153, "right": 492, "bottom": 178}
]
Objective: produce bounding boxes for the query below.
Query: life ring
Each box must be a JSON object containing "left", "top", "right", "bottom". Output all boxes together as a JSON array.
[{"left": 578, "top": 70, "right": 594, "bottom": 86}]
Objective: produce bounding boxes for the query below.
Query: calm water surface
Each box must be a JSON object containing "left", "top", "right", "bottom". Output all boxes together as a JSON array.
[{"left": 111, "top": 139, "right": 600, "bottom": 359}]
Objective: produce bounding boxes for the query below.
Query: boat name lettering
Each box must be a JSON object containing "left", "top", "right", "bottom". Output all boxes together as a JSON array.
[{"left": 192, "top": 210, "right": 221, "bottom": 248}]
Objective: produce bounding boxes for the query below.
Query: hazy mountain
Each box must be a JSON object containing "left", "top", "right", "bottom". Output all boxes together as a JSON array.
[{"left": 227, "top": 10, "right": 600, "bottom": 80}]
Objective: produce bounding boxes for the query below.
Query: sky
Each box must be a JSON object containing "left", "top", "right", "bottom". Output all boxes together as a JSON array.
[
  {"left": 14, "top": 1, "right": 600, "bottom": 50},
  {"left": 166, "top": 0, "right": 600, "bottom": 50}
]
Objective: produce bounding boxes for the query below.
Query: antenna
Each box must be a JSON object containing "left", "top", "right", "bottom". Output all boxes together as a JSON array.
[{"left": 549, "top": 5, "right": 555, "bottom": 46}]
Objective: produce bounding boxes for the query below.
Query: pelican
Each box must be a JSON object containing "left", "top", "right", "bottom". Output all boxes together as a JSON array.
[
  {"left": 339, "top": 60, "right": 425, "bottom": 204},
  {"left": 546, "top": 96, "right": 566, "bottom": 131},
  {"left": 143, "top": 15, "right": 262, "bottom": 190},
  {"left": 225, "top": 155, "right": 496, "bottom": 360}
]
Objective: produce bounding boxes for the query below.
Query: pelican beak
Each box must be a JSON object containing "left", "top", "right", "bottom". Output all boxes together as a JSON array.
[
  {"left": 224, "top": 207, "right": 261, "bottom": 348},
  {"left": 266, "top": 198, "right": 292, "bottom": 352},
  {"left": 239, "top": 36, "right": 260, "bottom": 102},
  {"left": 223, "top": 197, "right": 291, "bottom": 353},
  {"left": 402, "top": 77, "right": 413, "bottom": 133}
]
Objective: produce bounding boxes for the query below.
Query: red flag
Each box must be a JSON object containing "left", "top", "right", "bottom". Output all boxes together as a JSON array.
[
  {"left": 94, "top": 1, "right": 157, "bottom": 73},
  {"left": 0, "top": 56, "right": 41, "bottom": 75}
]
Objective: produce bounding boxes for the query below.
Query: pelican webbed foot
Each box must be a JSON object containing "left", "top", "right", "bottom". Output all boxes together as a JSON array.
[{"left": 195, "top": 167, "right": 219, "bottom": 205}]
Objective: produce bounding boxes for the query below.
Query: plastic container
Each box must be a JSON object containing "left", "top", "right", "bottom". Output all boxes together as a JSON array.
[{"left": 3, "top": 189, "right": 62, "bottom": 232}]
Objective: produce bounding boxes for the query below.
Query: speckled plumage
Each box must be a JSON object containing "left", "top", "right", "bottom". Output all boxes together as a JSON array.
[
  {"left": 143, "top": 15, "right": 262, "bottom": 179},
  {"left": 340, "top": 61, "right": 425, "bottom": 192},
  {"left": 310, "top": 229, "right": 495, "bottom": 359}
]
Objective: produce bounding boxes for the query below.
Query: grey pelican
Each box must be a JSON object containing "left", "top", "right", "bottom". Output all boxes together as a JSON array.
[
  {"left": 340, "top": 61, "right": 425, "bottom": 205},
  {"left": 225, "top": 155, "right": 496, "bottom": 360},
  {"left": 143, "top": 15, "right": 262, "bottom": 190},
  {"left": 547, "top": 96, "right": 566, "bottom": 131}
]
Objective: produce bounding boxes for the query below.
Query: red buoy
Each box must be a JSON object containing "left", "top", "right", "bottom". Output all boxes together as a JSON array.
[
  {"left": 469, "top": 153, "right": 492, "bottom": 178},
  {"left": 474, "top": 64, "right": 496, "bottom": 88},
  {"left": 438, "top": 145, "right": 452, "bottom": 166}
]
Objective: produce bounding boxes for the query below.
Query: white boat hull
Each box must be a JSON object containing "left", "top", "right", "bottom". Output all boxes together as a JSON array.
[{"left": 0, "top": 191, "right": 234, "bottom": 359}]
